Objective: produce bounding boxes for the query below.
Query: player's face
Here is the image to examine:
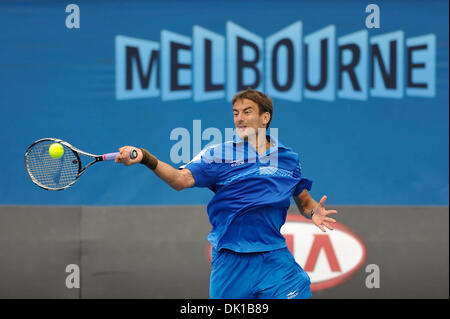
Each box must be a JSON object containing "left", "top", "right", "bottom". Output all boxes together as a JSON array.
[{"left": 233, "top": 98, "right": 269, "bottom": 139}]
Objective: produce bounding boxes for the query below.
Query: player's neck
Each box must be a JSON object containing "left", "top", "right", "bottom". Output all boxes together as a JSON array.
[{"left": 248, "top": 131, "right": 271, "bottom": 156}]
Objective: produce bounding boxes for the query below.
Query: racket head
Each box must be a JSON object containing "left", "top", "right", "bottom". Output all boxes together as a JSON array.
[{"left": 25, "top": 138, "right": 82, "bottom": 191}]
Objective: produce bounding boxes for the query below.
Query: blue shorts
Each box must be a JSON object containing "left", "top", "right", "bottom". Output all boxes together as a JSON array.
[{"left": 210, "top": 247, "right": 311, "bottom": 299}]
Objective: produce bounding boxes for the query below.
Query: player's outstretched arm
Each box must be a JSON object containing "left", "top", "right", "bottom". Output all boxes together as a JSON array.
[
  {"left": 115, "top": 146, "right": 195, "bottom": 191},
  {"left": 294, "top": 190, "right": 338, "bottom": 232}
]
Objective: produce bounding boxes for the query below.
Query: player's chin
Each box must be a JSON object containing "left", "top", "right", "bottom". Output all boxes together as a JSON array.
[
  {"left": 236, "top": 132, "right": 248, "bottom": 140},
  {"left": 236, "top": 127, "right": 254, "bottom": 140}
]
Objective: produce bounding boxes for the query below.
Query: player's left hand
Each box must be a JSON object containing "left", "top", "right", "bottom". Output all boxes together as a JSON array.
[{"left": 311, "top": 195, "right": 338, "bottom": 232}]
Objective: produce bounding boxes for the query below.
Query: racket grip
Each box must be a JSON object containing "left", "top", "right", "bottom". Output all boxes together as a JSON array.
[
  {"left": 103, "top": 152, "right": 120, "bottom": 161},
  {"left": 103, "top": 149, "right": 138, "bottom": 161}
]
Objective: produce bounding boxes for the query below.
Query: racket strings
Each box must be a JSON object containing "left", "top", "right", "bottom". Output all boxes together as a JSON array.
[{"left": 26, "top": 141, "right": 80, "bottom": 189}]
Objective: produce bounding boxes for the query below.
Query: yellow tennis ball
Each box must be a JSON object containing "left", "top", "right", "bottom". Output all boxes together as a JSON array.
[{"left": 49, "top": 143, "right": 64, "bottom": 159}]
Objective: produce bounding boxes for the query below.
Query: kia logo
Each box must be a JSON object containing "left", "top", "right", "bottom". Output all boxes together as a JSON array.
[
  {"left": 206, "top": 214, "right": 367, "bottom": 292},
  {"left": 281, "top": 214, "right": 367, "bottom": 291}
]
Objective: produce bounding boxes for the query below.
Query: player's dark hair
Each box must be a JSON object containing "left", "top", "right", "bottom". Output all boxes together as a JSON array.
[{"left": 232, "top": 88, "right": 273, "bottom": 129}]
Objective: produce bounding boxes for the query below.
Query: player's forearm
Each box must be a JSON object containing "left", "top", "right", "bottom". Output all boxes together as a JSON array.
[
  {"left": 116, "top": 146, "right": 193, "bottom": 190},
  {"left": 294, "top": 190, "right": 317, "bottom": 219},
  {"left": 137, "top": 149, "right": 191, "bottom": 191},
  {"left": 152, "top": 160, "right": 189, "bottom": 191}
]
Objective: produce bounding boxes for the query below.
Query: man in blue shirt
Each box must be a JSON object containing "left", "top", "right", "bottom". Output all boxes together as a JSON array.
[{"left": 116, "top": 89, "right": 338, "bottom": 299}]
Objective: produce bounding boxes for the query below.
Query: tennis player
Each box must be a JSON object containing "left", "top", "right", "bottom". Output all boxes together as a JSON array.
[{"left": 116, "top": 89, "right": 337, "bottom": 299}]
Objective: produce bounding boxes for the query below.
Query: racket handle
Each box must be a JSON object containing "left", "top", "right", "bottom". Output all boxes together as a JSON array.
[
  {"left": 103, "top": 149, "right": 138, "bottom": 161},
  {"left": 103, "top": 152, "right": 119, "bottom": 161}
]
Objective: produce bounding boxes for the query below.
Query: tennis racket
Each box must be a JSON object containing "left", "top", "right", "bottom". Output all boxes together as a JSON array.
[{"left": 25, "top": 138, "right": 137, "bottom": 191}]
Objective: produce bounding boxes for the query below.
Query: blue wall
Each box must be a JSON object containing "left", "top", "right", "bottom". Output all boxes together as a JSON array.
[{"left": 0, "top": 0, "right": 448, "bottom": 205}]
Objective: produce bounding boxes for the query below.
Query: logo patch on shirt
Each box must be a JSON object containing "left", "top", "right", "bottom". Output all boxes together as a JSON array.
[
  {"left": 231, "top": 161, "right": 245, "bottom": 167},
  {"left": 286, "top": 290, "right": 299, "bottom": 299},
  {"left": 259, "top": 166, "right": 278, "bottom": 175}
]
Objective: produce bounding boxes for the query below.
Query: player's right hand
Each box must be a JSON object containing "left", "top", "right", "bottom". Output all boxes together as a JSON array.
[{"left": 115, "top": 146, "right": 143, "bottom": 166}]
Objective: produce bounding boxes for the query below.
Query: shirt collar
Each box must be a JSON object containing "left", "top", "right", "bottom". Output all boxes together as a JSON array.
[{"left": 232, "top": 133, "right": 286, "bottom": 153}]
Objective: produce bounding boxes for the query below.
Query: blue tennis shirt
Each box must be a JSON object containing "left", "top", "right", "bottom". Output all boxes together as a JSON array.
[{"left": 181, "top": 134, "right": 312, "bottom": 253}]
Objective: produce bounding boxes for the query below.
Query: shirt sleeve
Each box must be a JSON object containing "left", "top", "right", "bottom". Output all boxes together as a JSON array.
[
  {"left": 292, "top": 160, "right": 313, "bottom": 196},
  {"left": 293, "top": 177, "right": 313, "bottom": 196},
  {"left": 179, "top": 148, "right": 217, "bottom": 188}
]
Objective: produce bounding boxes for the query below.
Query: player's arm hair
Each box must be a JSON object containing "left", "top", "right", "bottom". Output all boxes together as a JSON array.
[
  {"left": 154, "top": 162, "right": 195, "bottom": 191},
  {"left": 294, "top": 189, "right": 317, "bottom": 219},
  {"left": 139, "top": 148, "right": 195, "bottom": 191}
]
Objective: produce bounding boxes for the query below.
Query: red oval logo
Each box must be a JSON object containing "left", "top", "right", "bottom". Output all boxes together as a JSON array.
[
  {"left": 281, "top": 214, "right": 367, "bottom": 291},
  {"left": 206, "top": 214, "right": 367, "bottom": 292}
]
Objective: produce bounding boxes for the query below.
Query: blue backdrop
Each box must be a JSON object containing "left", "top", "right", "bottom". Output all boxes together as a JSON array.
[{"left": 0, "top": 0, "right": 448, "bottom": 205}]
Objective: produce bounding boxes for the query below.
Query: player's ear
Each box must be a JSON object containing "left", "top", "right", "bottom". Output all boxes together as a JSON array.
[{"left": 263, "top": 112, "right": 270, "bottom": 126}]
